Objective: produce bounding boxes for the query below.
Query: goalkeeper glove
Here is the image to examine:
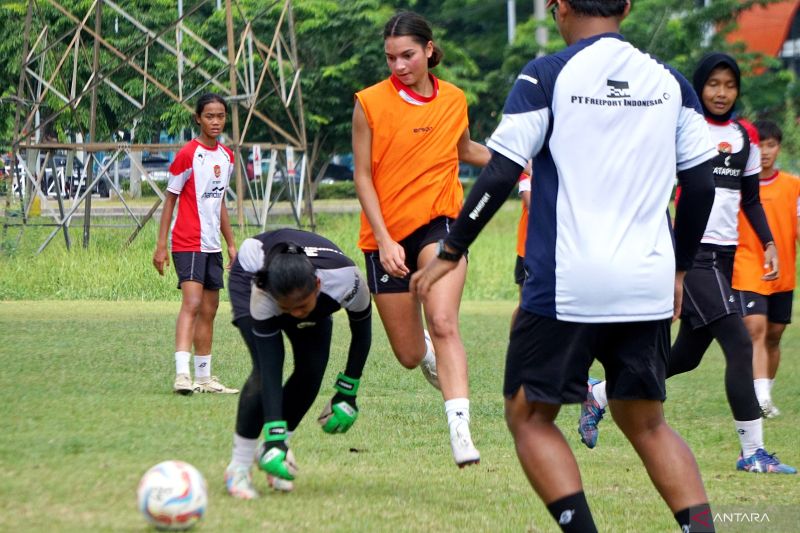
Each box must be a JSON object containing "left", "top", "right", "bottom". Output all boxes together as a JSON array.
[
  {"left": 318, "top": 373, "right": 360, "bottom": 434},
  {"left": 258, "top": 421, "right": 298, "bottom": 481}
]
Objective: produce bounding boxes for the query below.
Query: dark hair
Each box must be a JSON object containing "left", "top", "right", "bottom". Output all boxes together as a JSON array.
[
  {"left": 195, "top": 92, "right": 228, "bottom": 116},
  {"left": 384, "top": 11, "right": 444, "bottom": 68},
  {"left": 562, "top": 0, "right": 629, "bottom": 17},
  {"left": 754, "top": 119, "right": 783, "bottom": 144},
  {"left": 254, "top": 243, "right": 317, "bottom": 299}
]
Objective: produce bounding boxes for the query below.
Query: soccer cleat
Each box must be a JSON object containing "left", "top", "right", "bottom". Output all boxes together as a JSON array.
[
  {"left": 736, "top": 449, "right": 797, "bottom": 474},
  {"left": 759, "top": 399, "right": 781, "bottom": 419},
  {"left": 193, "top": 376, "right": 240, "bottom": 394},
  {"left": 267, "top": 474, "right": 295, "bottom": 492},
  {"left": 173, "top": 373, "right": 194, "bottom": 395},
  {"left": 419, "top": 330, "right": 441, "bottom": 390},
  {"left": 225, "top": 464, "right": 259, "bottom": 499},
  {"left": 578, "top": 378, "right": 606, "bottom": 449},
  {"left": 450, "top": 420, "right": 480, "bottom": 468}
]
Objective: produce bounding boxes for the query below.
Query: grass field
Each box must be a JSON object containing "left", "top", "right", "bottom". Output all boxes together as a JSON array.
[
  {"left": 2, "top": 205, "right": 799, "bottom": 531},
  {"left": 1, "top": 299, "right": 799, "bottom": 532}
]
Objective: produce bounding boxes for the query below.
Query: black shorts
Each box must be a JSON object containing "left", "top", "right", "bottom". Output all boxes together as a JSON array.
[
  {"left": 172, "top": 251, "right": 224, "bottom": 290},
  {"left": 514, "top": 255, "right": 526, "bottom": 286},
  {"left": 364, "top": 216, "right": 459, "bottom": 294},
  {"left": 736, "top": 290, "right": 793, "bottom": 324},
  {"left": 504, "top": 309, "right": 670, "bottom": 404},
  {"left": 681, "top": 247, "right": 738, "bottom": 329}
]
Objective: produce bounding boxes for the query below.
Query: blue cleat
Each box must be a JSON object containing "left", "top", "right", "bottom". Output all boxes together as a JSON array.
[
  {"left": 736, "top": 449, "right": 797, "bottom": 474},
  {"left": 578, "top": 378, "right": 606, "bottom": 449}
]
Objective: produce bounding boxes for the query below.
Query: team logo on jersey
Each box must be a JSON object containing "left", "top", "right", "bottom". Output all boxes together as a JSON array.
[
  {"left": 213, "top": 164, "right": 221, "bottom": 177},
  {"left": 413, "top": 126, "right": 433, "bottom": 134},
  {"left": 718, "top": 142, "right": 732, "bottom": 154},
  {"left": 606, "top": 79, "right": 630, "bottom": 98}
]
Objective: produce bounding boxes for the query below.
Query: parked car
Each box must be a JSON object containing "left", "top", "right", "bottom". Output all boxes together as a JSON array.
[
  {"left": 101, "top": 154, "right": 171, "bottom": 183},
  {"left": 15, "top": 152, "right": 108, "bottom": 198},
  {"left": 319, "top": 163, "right": 353, "bottom": 185}
]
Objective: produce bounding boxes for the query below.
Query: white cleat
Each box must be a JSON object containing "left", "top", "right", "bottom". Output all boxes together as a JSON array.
[
  {"left": 450, "top": 420, "right": 480, "bottom": 468},
  {"left": 193, "top": 376, "right": 240, "bottom": 394},
  {"left": 760, "top": 399, "right": 781, "bottom": 419},
  {"left": 173, "top": 373, "right": 194, "bottom": 395},
  {"left": 225, "top": 464, "right": 259, "bottom": 499},
  {"left": 420, "top": 330, "right": 441, "bottom": 390}
]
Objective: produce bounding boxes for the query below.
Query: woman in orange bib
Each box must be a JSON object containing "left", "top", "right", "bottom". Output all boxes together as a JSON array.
[{"left": 352, "top": 11, "right": 490, "bottom": 467}]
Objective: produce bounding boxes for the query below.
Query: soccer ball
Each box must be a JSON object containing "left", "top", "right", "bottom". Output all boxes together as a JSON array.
[{"left": 137, "top": 460, "right": 207, "bottom": 530}]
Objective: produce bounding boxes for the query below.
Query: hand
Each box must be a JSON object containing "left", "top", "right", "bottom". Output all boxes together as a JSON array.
[
  {"left": 319, "top": 373, "right": 360, "bottom": 434},
  {"left": 410, "top": 257, "right": 458, "bottom": 298},
  {"left": 378, "top": 239, "right": 409, "bottom": 278},
  {"left": 673, "top": 271, "right": 686, "bottom": 322},
  {"left": 258, "top": 421, "right": 297, "bottom": 481},
  {"left": 226, "top": 244, "right": 237, "bottom": 271},
  {"left": 153, "top": 245, "right": 169, "bottom": 276},
  {"left": 762, "top": 242, "right": 779, "bottom": 281}
]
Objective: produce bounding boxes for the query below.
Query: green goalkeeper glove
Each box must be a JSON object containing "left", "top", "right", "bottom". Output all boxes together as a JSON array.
[
  {"left": 258, "top": 421, "right": 298, "bottom": 481},
  {"left": 318, "top": 373, "right": 360, "bottom": 434}
]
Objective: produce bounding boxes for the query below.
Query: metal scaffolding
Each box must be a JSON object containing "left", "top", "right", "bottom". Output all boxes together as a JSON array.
[{"left": 6, "top": 0, "right": 312, "bottom": 253}]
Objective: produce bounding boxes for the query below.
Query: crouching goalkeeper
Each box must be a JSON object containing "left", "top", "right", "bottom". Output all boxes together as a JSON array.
[{"left": 224, "top": 228, "right": 372, "bottom": 498}]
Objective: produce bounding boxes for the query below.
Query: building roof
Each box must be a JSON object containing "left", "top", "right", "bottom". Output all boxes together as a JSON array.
[{"left": 727, "top": 0, "right": 799, "bottom": 56}]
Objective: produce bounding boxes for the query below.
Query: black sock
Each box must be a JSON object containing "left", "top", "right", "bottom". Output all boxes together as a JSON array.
[
  {"left": 546, "top": 491, "right": 597, "bottom": 533},
  {"left": 675, "top": 503, "right": 715, "bottom": 532}
]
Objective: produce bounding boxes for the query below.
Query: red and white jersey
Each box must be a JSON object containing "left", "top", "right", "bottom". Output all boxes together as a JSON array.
[
  {"left": 167, "top": 139, "right": 234, "bottom": 252},
  {"left": 701, "top": 119, "right": 761, "bottom": 246}
]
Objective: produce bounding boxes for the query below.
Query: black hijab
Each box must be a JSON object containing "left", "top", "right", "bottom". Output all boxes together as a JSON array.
[{"left": 692, "top": 52, "right": 741, "bottom": 123}]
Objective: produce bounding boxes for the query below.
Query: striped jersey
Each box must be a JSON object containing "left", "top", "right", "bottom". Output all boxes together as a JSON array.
[
  {"left": 488, "top": 33, "right": 716, "bottom": 322},
  {"left": 167, "top": 139, "right": 234, "bottom": 252}
]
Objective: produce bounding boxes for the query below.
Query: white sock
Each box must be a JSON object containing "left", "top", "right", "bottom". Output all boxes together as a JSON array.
[
  {"left": 445, "top": 398, "right": 471, "bottom": 431},
  {"left": 231, "top": 433, "right": 258, "bottom": 468},
  {"left": 175, "top": 351, "right": 191, "bottom": 375},
  {"left": 195, "top": 355, "right": 211, "bottom": 381},
  {"left": 592, "top": 380, "right": 608, "bottom": 409},
  {"left": 735, "top": 418, "right": 764, "bottom": 458},
  {"left": 753, "top": 379, "right": 771, "bottom": 404}
]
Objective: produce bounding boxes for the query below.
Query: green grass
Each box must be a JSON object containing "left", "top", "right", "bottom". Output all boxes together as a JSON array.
[
  {"left": 1, "top": 301, "right": 799, "bottom": 532},
  {"left": 0, "top": 203, "right": 521, "bottom": 301}
]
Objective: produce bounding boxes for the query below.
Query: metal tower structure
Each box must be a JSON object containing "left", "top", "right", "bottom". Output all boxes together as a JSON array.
[{"left": 6, "top": 0, "right": 311, "bottom": 253}]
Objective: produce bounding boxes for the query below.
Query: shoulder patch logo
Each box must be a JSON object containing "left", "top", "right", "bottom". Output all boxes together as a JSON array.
[{"left": 606, "top": 79, "right": 630, "bottom": 98}]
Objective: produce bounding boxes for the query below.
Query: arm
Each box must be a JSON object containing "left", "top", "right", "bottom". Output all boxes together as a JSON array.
[
  {"left": 521, "top": 190, "right": 531, "bottom": 210},
  {"left": 343, "top": 305, "right": 372, "bottom": 379},
  {"left": 153, "top": 191, "right": 178, "bottom": 275},
  {"left": 352, "top": 100, "right": 408, "bottom": 277},
  {"left": 411, "top": 152, "right": 523, "bottom": 296},
  {"left": 219, "top": 199, "right": 237, "bottom": 269},
  {"left": 456, "top": 127, "right": 491, "bottom": 168},
  {"left": 673, "top": 160, "right": 715, "bottom": 319},
  {"left": 740, "top": 174, "right": 778, "bottom": 280}
]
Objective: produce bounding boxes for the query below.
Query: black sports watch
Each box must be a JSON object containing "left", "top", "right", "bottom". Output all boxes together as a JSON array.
[{"left": 435, "top": 239, "right": 462, "bottom": 262}]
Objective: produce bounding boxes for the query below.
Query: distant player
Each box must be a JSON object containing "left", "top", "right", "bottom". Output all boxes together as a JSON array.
[
  {"left": 512, "top": 172, "right": 531, "bottom": 326},
  {"left": 153, "top": 93, "right": 239, "bottom": 395},
  {"left": 413, "top": 1, "right": 719, "bottom": 530},
  {"left": 733, "top": 119, "right": 800, "bottom": 418},
  {"left": 352, "top": 11, "right": 490, "bottom": 467},
  {"left": 223, "top": 229, "right": 372, "bottom": 498},
  {"left": 578, "top": 54, "right": 796, "bottom": 475}
]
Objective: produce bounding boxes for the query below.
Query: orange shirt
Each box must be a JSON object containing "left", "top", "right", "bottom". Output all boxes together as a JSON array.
[
  {"left": 733, "top": 170, "right": 800, "bottom": 294},
  {"left": 356, "top": 75, "right": 468, "bottom": 251},
  {"left": 517, "top": 175, "right": 531, "bottom": 258}
]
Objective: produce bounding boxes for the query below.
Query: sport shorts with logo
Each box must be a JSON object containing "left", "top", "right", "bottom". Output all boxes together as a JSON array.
[
  {"left": 681, "top": 245, "right": 739, "bottom": 329},
  {"left": 735, "top": 290, "right": 793, "bottom": 324},
  {"left": 172, "top": 251, "right": 224, "bottom": 290},
  {"left": 364, "top": 216, "right": 460, "bottom": 294},
  {"left": 504, "top": 309, "right": 670, "bottom": 403}
]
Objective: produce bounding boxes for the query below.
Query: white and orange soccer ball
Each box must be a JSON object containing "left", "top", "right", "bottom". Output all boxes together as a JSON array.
[{"left": 137, "top": 460, "right": 207, "bottom": 530}]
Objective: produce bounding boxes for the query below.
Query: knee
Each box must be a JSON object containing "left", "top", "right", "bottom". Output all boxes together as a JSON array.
[
  {"left": 396, "top": 351, "right": 422, "bottom": 369},
  {"left": 765, "top": 334, "right": 782, "bottom": 351},
  {"left": 180, "top": 296, "right": 202, "bottom": 315},
  {"left": 426, "top": 312, "right": 458, "bottom": 340}
]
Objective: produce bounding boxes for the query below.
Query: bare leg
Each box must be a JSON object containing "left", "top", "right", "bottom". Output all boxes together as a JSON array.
[
  {"left": 372, "top": 292, "right": 426, "bottom": 369},
  {"left": 743, "top": 314, "right": 768, "bottom": 379},
  {"left": 765, "top": 322, "right": 786, "bottom": 380},
  {"left": 193, "top": 288, "right": 220, "bottom": 355},
  {"left": 609, "top": 399, "right": 708, "bottom": 512},
  {"left": 176, "top": 281, "right": 205, "bottom": 352}
]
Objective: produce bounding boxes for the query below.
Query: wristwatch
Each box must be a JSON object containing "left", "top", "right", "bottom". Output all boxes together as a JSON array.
[{"left": 435, "top": 239, "right": 462, "bottom": 262}]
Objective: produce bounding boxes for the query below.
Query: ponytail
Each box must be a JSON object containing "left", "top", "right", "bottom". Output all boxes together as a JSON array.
[{"left": 254, "top": 243, "right": 317, "bottom": 298}]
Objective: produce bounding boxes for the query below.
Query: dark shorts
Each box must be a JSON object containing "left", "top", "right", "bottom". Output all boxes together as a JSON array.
[
  {"left": 681, "top": 247, "right": 738, "bottom": 329},
  {"left": 514, "top": 255, "right": 526, "bottom": 286},
  {"left": 736, "top": 290, "right": 793, "bottom": 324},
  {"left": 504, "top": 309, "right": 670, "bottom": 404},
  {"left": 364, "top": 216, "right": 458, "bottom": 294},
  {"left": 172, "top": 251, "right": 224, "bottom": 290}
]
